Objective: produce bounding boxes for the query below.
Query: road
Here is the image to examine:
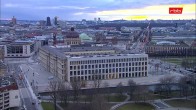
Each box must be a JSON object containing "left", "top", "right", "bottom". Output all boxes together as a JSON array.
[{"left": 7, "top": 61, "right": 37, "bottom": 110}]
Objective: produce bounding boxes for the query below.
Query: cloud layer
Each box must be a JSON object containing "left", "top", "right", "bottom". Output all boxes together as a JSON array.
[{"left": 1, "top": 0, "right": 195, "bottom": 20}]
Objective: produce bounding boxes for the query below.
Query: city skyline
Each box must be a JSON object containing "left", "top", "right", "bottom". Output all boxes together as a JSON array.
[{"left": 1, "top": 0, "right": 196, "bottom": 20}]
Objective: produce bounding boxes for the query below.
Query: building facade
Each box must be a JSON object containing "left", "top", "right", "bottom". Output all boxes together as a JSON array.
[
  {"left": 145, "top": 41, "right": 196, "bottom": 57},
  {"left": 0, "top": 76, "right": 20, "bottom": 110},
  {"left": 39, "top": 46, "right": 148, "bottom": 82},
  {"left": 64, "top": 27, "right": 81, "bottom": 45},
  {"left": 4, "top": 41, "right": 35, "bottom": 58}
]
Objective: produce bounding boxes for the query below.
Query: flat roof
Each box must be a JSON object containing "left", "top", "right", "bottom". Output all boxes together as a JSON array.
[
  {"left": 40, "top": 45, "right": 147, "bottom": 59},
  {"left": 0, "top": 75, "right": 18, "bottom": 92}
]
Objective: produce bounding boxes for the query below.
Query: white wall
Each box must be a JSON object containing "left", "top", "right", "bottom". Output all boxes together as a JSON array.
[{"left": 9, "top": 90, "right": 20, "bottom": 108}]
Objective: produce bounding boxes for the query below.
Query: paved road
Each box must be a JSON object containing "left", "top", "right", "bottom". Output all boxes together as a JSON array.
[{"left": 8, "top": 62, "right": 36, "bottom": 110}]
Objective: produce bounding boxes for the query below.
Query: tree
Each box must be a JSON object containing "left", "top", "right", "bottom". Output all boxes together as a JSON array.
[
  {"left": 70, "top": 77, "right": 82, "bottom": 103},
  {"left": 91, "top": 95, "right": 109, "bottom": 110},
  {"left": 134, "top": 85, "right": 148, "bottom": 102},
  {"left": 159, "top": 76, "right": 176, "bottom": 97},
  {"left": 103, "top": 82, "right": 110, "bottom": 102},
  {"left": 58, "top": 83, "right": 70, "bottom": 106},
  {"left": 116, "top": 82, "right": 124, "bottom": 99},
  {"left": 178, "top": 76, "right": 189, "bottom": 98},
  {"left": 92, "top": 74, "right": 102, "bottom": 88},
  {"left": 48, "top": 80, "right": 62, "bottom": 110},
  {"left": 127, "top": 79, "right": 136, "bottom": 100}
]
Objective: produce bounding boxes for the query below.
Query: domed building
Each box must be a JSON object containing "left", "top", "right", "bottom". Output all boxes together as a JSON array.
[
  {"left": 79, "top": 33, "right": 93, "bottom": 43},
  {"left": 64, "top": 27, "right": 81, "bottom": 45}
]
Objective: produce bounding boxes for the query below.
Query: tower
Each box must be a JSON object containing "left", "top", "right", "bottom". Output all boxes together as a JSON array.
[
  {"left": 46, "top": 17, "right": 51, "bottom": 26},
  {"left": 54, "top": 16, "right": 58, "bottom": 25},
  {"left": 12, "top": 16, "right": 17, "bottom": 25}
]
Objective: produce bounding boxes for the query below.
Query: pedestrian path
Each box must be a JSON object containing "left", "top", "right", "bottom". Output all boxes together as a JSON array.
[
  {"left": 110, "top": 93, "right": 130, "bottom": 110},
  {"left": 151, "top": 99, "right": 170, "bottom": 109}
]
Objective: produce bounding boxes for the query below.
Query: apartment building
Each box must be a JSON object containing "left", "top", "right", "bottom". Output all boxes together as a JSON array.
[
  {"left": 0, "top": 76, "right": 20, "bottom": 110},
  {"left": 39, "top": 45, "right": 148, "bottom": 82}
]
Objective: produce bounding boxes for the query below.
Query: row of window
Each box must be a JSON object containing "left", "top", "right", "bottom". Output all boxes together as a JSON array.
[
  {"left": 70, "top": 62, "right": 147, "bottom": 70},
  {"left": 70, "top": 72, "right": 147, "bottom": 81},
  {"left": 70, "top": 57, "right": 147, "bottom": 65},
  {"left": 7, "top": 46, "right": 23, "bottom": 54},
  {"left": 70, "top": 67, "right": 147, "bottom": 76}
]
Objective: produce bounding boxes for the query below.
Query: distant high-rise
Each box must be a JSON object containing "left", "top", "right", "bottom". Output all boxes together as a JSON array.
[
  {"left": 46, "top": 17, "right": 51, "bottom": 26},
  {"left": 54, "top": 16, "right": 58, "bottom": 25},
  {"left": 12, "top": 16, "right": 17, "bottom": 25}
]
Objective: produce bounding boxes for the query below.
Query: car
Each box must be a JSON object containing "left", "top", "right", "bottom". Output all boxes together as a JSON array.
[
  {"left": 38, "top": 99, "right": 41, "bottom": 104},
  {"left": 48, "top": 76, "right": 54, "bottom": 80},
  {"left": 21, "top": 105, "right": 27, "bottom": 110},
  {"left": 36, "top": 94, "right": 41, "bottom": 99}
]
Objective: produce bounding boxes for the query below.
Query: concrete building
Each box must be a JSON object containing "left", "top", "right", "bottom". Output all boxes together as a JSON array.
[
  {"left": 4, "top": 40, "right": 35, "bottom": 58},
  {"left": 0, "top": 76, "right": 20, "bottom": 110},
  {"left": 39, "top": 45, "right": 148, "bottom": 82},
  {"left": 145, "top": 40, "right": 196, "bottom": 57}
]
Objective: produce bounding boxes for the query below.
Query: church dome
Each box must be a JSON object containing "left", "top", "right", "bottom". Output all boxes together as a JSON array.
[{"left": 65, "top": 27, "right": 79, "bottom": 38}]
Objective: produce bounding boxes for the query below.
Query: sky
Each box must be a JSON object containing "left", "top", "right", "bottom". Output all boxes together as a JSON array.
[{"left": 1, "top": 0, "right": 196, "bottom": 20}]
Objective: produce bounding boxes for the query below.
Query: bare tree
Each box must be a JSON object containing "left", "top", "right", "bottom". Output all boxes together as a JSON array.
[
  {"left": 103, "top": 82, "right": 110, "bottom": 102},
  {"left": 91, "top": 94, "right": 108, "bottom": 110},
  {"left": 48, "top": 80, "right": 62, "bottom": 110},
  {"left": 159, "top": 76, "right": 176, "bottom": 97},
  {"left": 70, "top": 77, "right": 82, "bottom": 103},
  {"left": 178, "top": 76, "right": 190, "bottom": 97},
  {"left": 127, "top": 79, "right": 136, "bottom": 100},
  {"left": 58, "top": 83, "right": 70, "bottom": 106},
  {"left": 116, "top": 82, "right": 124, "bottom": 99},
  {"left": 92, "top": 74, "right": 102, "bottom": 88},
  {"left": 134, "top": 85, "right": 148, "bottom": 102}
]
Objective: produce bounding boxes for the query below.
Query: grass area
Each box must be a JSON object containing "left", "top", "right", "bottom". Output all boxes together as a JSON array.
[
  {"left": 165, "top": 99, "right": 196, "bottom": 109},
  {"left": 41, "top": 102, "right": 54, "bottom": 110},
  {"left": 105, "top": 94, "right": 127, "bottom": 102},
  {"left": 68, "top": 94, "right": 127, "bottom": 102},
  {"left": 162, "top": 58, "right": 182, "bottom": 65},
  {"left": 161, "top": 57, "right": 196, "bottom": 65},
  {"left": 117, "top": 103, "right": 155, "bottom": 110},
  {"left": 60, "top": 103, "right": 114, "bottom": 110}
]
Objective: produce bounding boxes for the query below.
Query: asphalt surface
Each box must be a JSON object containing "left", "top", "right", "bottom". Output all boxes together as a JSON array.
[{"left": 8, "top": 62, "right": 36, "bottom": 110}]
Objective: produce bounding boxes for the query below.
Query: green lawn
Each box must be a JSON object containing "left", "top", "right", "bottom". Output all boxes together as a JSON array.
[
  {"left": 162, "top": 58, "right": 182, "bottom": 65},
  {"left": 41, "top": 102, "right": 54, "bottom": 110},
  {"left": 165, "top": 99, "right": 196, "bottom": 109},
  {"left": 105, "top": 94, "right": 127, "bottom": 102},
  {"left": 117, "top": 103, "right": 155, "bottom": 110},
  {"left": 68, "top": 94, "right": 127, "bottom": 102},
  {"left": 161, "top": 57, "right": 196, "bottom": 65}
]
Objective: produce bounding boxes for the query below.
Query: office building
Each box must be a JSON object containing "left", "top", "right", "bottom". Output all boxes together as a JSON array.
[
  {"left": 39, "top": 45, "right": 148, "bottom": 82},
  {"left": 54, "top": 16, "right": 58, "bottom": 25},
  {"left": 4, "top": 40, "right": 35, "bottom": 58},
  {"left": 46, "top": 17, "right": 51, "bottom": 26}
]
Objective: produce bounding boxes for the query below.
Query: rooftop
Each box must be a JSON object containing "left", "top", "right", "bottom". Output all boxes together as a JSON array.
[
  {"left": 40, "top": 45, "right": 147, "bottom": 59},
  {"left": 0, "top": 75, "right": 18, "bottom": 92}
]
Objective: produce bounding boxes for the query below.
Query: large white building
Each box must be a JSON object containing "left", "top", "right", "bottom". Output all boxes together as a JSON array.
[
  {"left": 39, "top": 45, "right": 148, "bottom": 82},
  {"left": 0, "top": 76, "right": 20, "bottom": 110},
  {"left": 4, "top": 40, "right": 35, "bottom": 58}
]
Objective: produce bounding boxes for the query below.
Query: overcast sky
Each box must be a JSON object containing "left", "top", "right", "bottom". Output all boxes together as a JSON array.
[{"left": 1, "top": 0, "right": 195, "bottom": 20}]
